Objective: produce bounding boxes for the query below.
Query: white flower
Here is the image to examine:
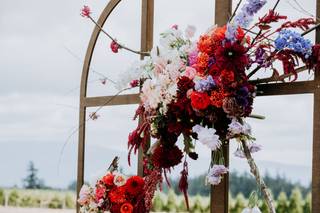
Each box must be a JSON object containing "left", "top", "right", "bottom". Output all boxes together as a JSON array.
[
  {"left": 113, "top": 173, "right": 127, "bottom": 186},
  {"left": 241, "top": 206, "right": 262, "bottom": 213},
  {"left": 192, "top": 125, "right": 221, "bottom": 151},
  {"left": 78, "top": 185, "right": 92, "bottom": 205},
  {"left": 185, "top": 25, "right": 196, "bottom": 38},
  {"left": 206, "top": 165, "right": 228, "bottom": 185}
]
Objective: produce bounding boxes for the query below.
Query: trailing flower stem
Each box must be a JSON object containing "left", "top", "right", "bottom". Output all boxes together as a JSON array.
[{"left": 241, "top": 139, "right": 276, "bottom": 213}]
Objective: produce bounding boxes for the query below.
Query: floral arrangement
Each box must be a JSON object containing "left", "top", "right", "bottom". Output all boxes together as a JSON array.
[
  {"left": 77, "top": 157, "right": 160, "bottom": 213},
  {"left": 81, "top": 0, "right": 320, "bottom": 212}
]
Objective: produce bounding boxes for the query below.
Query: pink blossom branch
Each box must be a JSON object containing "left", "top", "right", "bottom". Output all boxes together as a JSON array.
[{"left": 87, "top": 16, "right": 150, "bottom": 56}]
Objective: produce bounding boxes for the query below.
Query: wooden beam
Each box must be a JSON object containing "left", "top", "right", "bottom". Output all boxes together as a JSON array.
[
  {"left": 211, "top": 1, "right": 232, "bottom": 213},
  {"left": 138, "top": 0, "right": 154, "bottom": 177},
  {"left": 256, "top": 81, "right": 316, "bottom": 96},
  {"left": 83, "top": 94, "right": 140, "bottom": 107},
  {"left": 312, "top": 1, "right": 320, "bottom": 212}
]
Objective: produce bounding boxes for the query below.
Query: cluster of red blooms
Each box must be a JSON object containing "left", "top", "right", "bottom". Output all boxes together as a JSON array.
[{"left": 94, "top": 173, "right": 145, "bottom": 213}]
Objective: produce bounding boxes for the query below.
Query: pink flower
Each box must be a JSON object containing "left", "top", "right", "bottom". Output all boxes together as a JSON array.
[
  {"left": 78, "top": 185, "right": 91, "bottom": 205},
  {"left": 81, "top": 6, "right": 91, "bottom": 18},
  {"left": 110, "top": 40, "right": 120, "bottom": 53},
  {"left": 171, "top": 24, "right": 178, "bottom": 30},
  {"left": 184, "top": 66, "right": 197, "bottom": 79},
  {"left": 130, "top": 79, "right": 139, "bottom": 88}
]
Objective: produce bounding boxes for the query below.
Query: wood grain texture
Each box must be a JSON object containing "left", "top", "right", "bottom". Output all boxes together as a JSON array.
[
  {"left": 137, "top": 0, "right": 154, "bottom": 177},
  {"left": 83, "top": 94, "right": 140, "bottom": 107},
  {"left": 211, "top": 1, "right": 232, "bottom": 213},
  {"left": 312, "top": 0, "right": 320, "bottom": 211}
]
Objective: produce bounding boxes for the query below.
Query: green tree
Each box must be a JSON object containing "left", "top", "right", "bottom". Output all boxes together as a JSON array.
[
  {"left": 152, "top": 192, "right": 164, "bottom": 212},
  {"left": 0, "top": 188, "right": 4, "bottom": 206},
  {"left": 165, "top": 189, "right": 177, "bottom": 212},
  {"left": 288, "top": 188, "right": 303, "bottom": 213},
  {"left": 8, "top": 190, "right": 19, "bottom": 206},
  {"left": 23, "top": 161, "right": 44, "bottom": 189},
  {"left": 303, "top": 193, "right": 311, "bottom": 213},
  {"left": 276, "top": 191, "right": 289, "bottom": 213},
  {"left": 259, "top": 200, "right": 268, "bottom": 213},
  {"left": 230, "top": 193, "right": 246, "bottom": 213}
]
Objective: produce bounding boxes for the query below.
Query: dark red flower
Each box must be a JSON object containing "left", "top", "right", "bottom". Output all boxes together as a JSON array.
[
  {"left": 190, "top": 91, "right": 211, "bottom": 110},
  {"left": 219, "top": 70, "right": 235, "bottom": 85},
  {"left": 152, "top": 145, "right": 183, "bottom": 169},
  {"left": 125, "top": 176, "right": 145, "bottom": 196},
  {"left": 215, "top": 41, "right": 249, "bottom": 71},
  {"left": 177, "top": 76, "right": 195, "bottom": 95}
]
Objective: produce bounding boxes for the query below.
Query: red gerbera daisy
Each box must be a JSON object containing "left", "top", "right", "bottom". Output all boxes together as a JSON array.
[{"left": 125, "top": 176, "right": 145, "bottom": 196}]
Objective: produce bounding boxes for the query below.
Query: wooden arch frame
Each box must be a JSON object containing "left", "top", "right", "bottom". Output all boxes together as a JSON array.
[{"left": 77, "top": 0, "right": 320, "bottom": 212}]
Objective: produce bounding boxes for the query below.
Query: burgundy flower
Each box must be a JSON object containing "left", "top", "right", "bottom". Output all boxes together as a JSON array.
[
  {"left": 151, "top": 145, "right": 183, "bottom": 169},
  {"left": 215, "top": 41, "right": 249, "bottom": 71}
]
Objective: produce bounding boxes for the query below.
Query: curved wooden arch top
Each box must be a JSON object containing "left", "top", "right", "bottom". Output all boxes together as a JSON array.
[{"left": 80, "top": 0, "right": 121, "bottom": 100}]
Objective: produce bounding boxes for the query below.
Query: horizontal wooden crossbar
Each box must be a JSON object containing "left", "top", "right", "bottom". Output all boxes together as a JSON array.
[
  {"left": 83, "top": 93, "right": 140, "bottom": 107},
  {"left": 82, "top": 81, "right": 318, "bottom": 108},
  {"left": 256, "top": 80, "right": 317, "bottom": 96}
]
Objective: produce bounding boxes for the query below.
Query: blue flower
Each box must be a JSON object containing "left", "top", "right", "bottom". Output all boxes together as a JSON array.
[
  {"left": 194, "top": 75, "right": 216, "bottom": 92},
  {"left": 226, "top": 0, "right": 266, "bottom": 42},
  {"left": 275, "top": 29, "right": 312, "bottom": 58}
]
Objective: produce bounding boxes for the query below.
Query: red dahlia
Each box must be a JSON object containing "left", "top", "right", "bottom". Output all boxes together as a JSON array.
[
  {"left": 215, "top": 41, "right": 249, "bottom": 71},
  {"left": 125, "top": 176, "right": 145, "bottom": 196},
  {"left": 152, "top": 145, "right": 183, "bottom": 169}
]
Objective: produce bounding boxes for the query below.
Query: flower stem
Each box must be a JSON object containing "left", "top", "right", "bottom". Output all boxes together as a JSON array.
[
  {"left": 229, "top": 0, "right": 243, "bottom": 22},
  {"left": 241, "top": 139, "right": 276, "bottom": 213},
  {"left": 88, "top": 16, "right": 150, "bottom": 56}
]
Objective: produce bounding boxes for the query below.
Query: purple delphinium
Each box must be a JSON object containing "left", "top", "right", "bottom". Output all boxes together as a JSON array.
[
  {"left": 225, "top": 0, "right": 267, "bottom": 42},
  {"left": 275, "top": 29, "right": 312, "bottom": 58},
  {"left": 194, "top": 75, "right": 216, "bottom": 92}
]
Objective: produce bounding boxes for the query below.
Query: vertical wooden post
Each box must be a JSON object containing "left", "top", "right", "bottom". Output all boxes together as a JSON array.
[
  {"left": 211, "top": 1, "right": 232, "bottom": 213},
  {"left": 313, "top": 1, "right": 320, "bottom": 212},
  {"left": 138, "top": 0, "right": 154, "bottom": 177}
]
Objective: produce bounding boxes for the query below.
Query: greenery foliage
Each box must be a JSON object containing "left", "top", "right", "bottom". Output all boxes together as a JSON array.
[{"left": 0, "top": 188, "right": 4, "bottom": 206}]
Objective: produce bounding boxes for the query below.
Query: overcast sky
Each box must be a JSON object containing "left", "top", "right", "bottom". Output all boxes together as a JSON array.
[{"left": 0, "top": 0, "right": 317, "bottom": 188}]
